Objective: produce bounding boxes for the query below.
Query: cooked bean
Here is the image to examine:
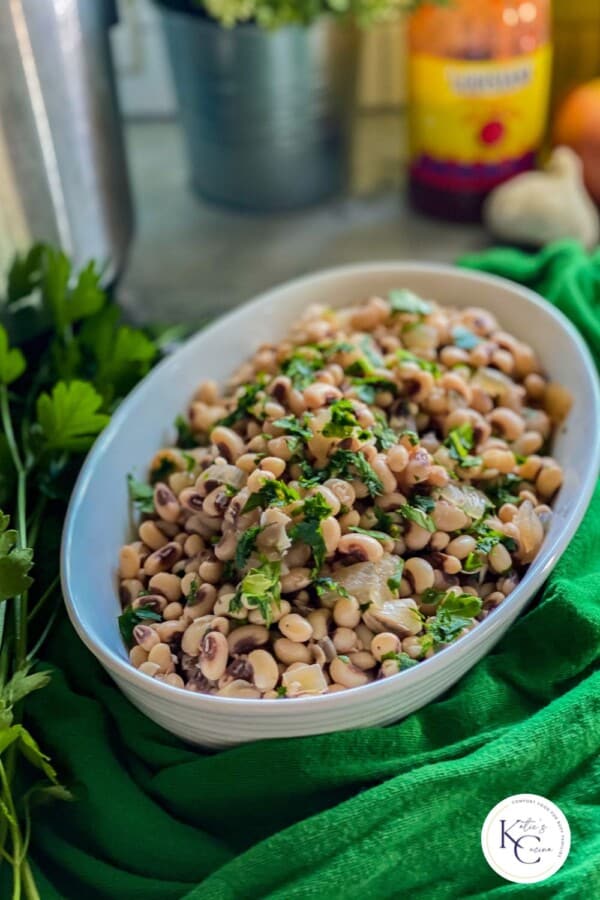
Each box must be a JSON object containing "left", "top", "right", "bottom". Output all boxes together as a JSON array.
[
  {"left": 333, "top": 596, "right": 361, "bottom": 629},
  {"left": 404, "top": 558, "right": 435, "bottom": 593},
  {"left": 149, "top": 572, "right": 182, "bottom": 603},
  {"left": 228, "top": 624, "right": 269, "bottom": 655},
  {"left": 349, "top": 650, "right": 377, "bottom": 670},
  {"left": 307, "top": 609, "right": 331, "bottom": 640},
  {"left": 432, "top": 500, "right": 470, "bottom": 532},
  {"left": 323, "top": 478, "right": 355, "bottom": 508},
  {"left": 337, "top": 533, "right": 383, "bottom": 563},
  {"left": 329, "top": 657, "right": 369, "bottom": 688},
  {"left": 247, "top": 649, "right": 279, "bottom": 691},
  {"left": 279, "top": 613, "right": 313, "bottom": 643},
  {"left": 445, "top": 536, "right": 477, "bottom": 560},
  {"left": 133, "top": 624, "right": 160, "bottom": 653},
  {"left": 218, "top": 679, "right": 261, "bottom": 698},
  {"left": 273, "top": 638, "right": 312, "bottom": 666},
  {"left": 371, "top": 632, "right": 401, "bottom": 661},
  {"left": 199, "top": 631, "right": 228, "bottom": 680},
  {"left": 332, "top": 627, "right": 358, "bottom": 653},
  {"left": 281, "top": 568, "right": 312, "bottom": 593},
  {"left": 138, "top": 661, "right": 161, "bottom": 677},
  {"left": 129, "top": 645, "right": 148, "bottom": 667},
  {"left": 536, "top": 465, "right": 563, "bottom": 499},
  {"left": 153, "top": 482, "right": 180, "bottom": 522},
  {"left": 139, "top": 521, "right": 168, "bottom": 551},
  {"left": 119, "top": 578, "right": 145, "bottom": 605},
  {"left": 119, "top": 545, "right": 142, "bottom": 580},
  {"left": 143, "top": 542, "right": 182, "bottom": 576},
  {"left": 488, "top": 543, "right": 512, "bottom": 574},
  {"left": 198, "top": 559, "right": 224, "bottom": 584}
]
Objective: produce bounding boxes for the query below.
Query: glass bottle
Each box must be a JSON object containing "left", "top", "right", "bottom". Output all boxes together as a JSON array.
[{"left": 407, "top": 0, "right": 552, "bottom": 221}]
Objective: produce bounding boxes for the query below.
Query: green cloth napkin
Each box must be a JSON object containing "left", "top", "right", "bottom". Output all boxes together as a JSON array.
[{"left": 20, "top": 241, "right": 600, "bottom": 899}]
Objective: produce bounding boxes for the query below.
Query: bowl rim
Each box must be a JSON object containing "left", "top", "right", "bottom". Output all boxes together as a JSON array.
[{"left": 61, "top": 261, "right": 600, "bottom": 715}]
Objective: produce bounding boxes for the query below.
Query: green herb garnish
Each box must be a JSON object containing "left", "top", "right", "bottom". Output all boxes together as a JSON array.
[
  {"left": 451, "top": 326, "right": 481, "bottom": 350},
  {"left": 243, "top": 479, "right": 300, "bottom": 512},
  {"left": 485, "top": 473, "right": 523, "bottom": 507},
  {"left": 322, "top": 398, "right": 368, "bottom": 439},
  {"left": 425, "top": 592, "right": 482, "bottom": 646},
  {"left": 389, "top": 289, "right": 432, "bottom": 316},
  {"left": 326, "top": 449, "right": 383, "bottom": 497},
  {"left": 314, "top": 577, "right": 350, "bottom": 599},
  {"left": 235, "top": 525, "right": 263, "bottom": 571},
  {"left": 174, "top": 414, "right": 196, "bottom": 449},
  {"left": 281, "top": 350, "right": 322, "bottom": 390},
  {"left": 386, "top": 559, "right": 405, "bottom": 594},
  {"left": 231, "top": 559, "right": 281, "bottom": 624},
  {"left": 380, "top": 651, "right": 419, "bottom": 670},
  {"left": 118, "top": 606, "right": 162, "bottom": 646},
  {"left": 127, "top": 474, "right": 155, "bottom": 514},
  {"left": 150, "top": 457, "right": 177, "bottom": 484},
  {"left": 398, "top": 498, "right": 435, "bottom": 532},
  {"left": 396, "top": 349, "right": 441, "bottom": 377},
  {"left": 348, "top": 526, "right": 391, "bottom": 543},
  {"left": 218, "top": 377, "right": 267, "bottom": 427},
  {"left": 290, "top": 493, "right": 332, "bottom": 573},
  {"left": 444, "top": 423, "right": 482, "bottom": 469}
]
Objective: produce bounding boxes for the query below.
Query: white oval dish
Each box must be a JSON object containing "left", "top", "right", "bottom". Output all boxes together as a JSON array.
[{"left": 61, "top": 263, "right": 600, "bottom": 749}]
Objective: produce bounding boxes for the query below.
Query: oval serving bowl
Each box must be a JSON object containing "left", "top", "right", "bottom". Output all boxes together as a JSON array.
[{"left": 62, "top": 263, "right": 600, "bottom": 749}]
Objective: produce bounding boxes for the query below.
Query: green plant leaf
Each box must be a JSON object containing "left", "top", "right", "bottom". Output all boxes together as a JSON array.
[
  {"left": 118, "top": 606, "right": 162, "bottom": 645},
  {"left": 127, "top": 474, "right": 155, "bottom": 514},
  {"left": 6, "top": 243, "right": 45, "bottom": 304},
  {"left": 0, "top": 511, "right": 33, "bottom": 601},
  {"left": 0, "top": 325, "right": 26, "bottom": 385},
  {"left": 1, "top": 668, "right": 51, "bottom": 707},
  {"left": 36, "top": 381, "right": 109, "bottom": 453}
]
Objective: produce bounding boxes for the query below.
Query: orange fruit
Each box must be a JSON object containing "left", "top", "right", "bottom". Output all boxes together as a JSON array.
[{"left": 553, "top": 78, "right": 600, "bottom": 205}]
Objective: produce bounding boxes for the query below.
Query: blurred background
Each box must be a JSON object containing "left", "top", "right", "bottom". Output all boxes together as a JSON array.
[{"left": 0, "top": 0, "right": 599, "bottom": 325}]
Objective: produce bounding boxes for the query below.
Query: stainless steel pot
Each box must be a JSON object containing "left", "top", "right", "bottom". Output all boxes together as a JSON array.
[
  {"left": 0, "top": 0, "right": 133, "bottom": 291},
  {"left": 159, "top": 8, "right": 359, "bottom": 211}
]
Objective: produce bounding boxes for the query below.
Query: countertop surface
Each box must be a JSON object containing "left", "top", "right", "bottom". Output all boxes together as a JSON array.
[{"left": 120, "top": 119, "right": 489, "bottom": 325}]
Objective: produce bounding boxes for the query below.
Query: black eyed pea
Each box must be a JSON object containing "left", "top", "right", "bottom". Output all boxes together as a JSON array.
[
  {"left": 311, "top": 643, "right": 327, "bottom": 666},
  {"left": 248, "top": 649, "right": 279, "bottom": 692},
  {"left": 183, "top": 582, "right": 218, "bottom": 620},
  {"left": 237, "top": 452, "right": 260, "bottom": 474},
  {"left": 484, "top": 591, "right": 505, "bottom": 608},
  {"left": 160, "top": 672, "right": 185, "bottom": 689},
  {"left": 153, "top": 482, "right": 180, "bottom": 523},
  {"left": 129, "top": 645, "right": 148, "bottom": 667},
  {"left": 307, "top": 608, "right": 331, "bottom": 640},
  {"left": 214, "top": 531, "right": 238, "bottom": 562},
  {"left": 349, "top": 650, "right": 377, "bottom": 670},
  {"left": 337, "top": 533, "right": 383, "bottom": 563},
  {"left": 404, "top": 522, "right": 433, "bottom": 552},
  {"left": 163, "top": 602, "right": 184, "bottom": 621},
  {"left": 181, "top": 618, "right": 213, "bottom": 656},
  {"left": 248, "top": 599, "right": 291, "bottom": 625},
  {"left": 332, "top": 627, "right": 359, "bottom": 654},
  {"left": 119, "top": 578, "right": 145, "bottom": 605},
  {"left": 273, "top": 638, "right": 312, "bottom": 666},
  {"left": 199, "top": 631, "right": 229, "bottom": 680},
  {"left": 246, "top": 468, "right": 276, "bottom": 494},
  {"left": 143, "top": 542, "right": 183, "bottom": 577},
  {"left": 279, "top": 613, "right": 313, "bottom": 643},
  {"left": 432, "top": 500, "right": 470, "bottom": 533},
  {"left": 355, "top": 622, "right": 375, "bottom": 650},
  {"left": 183, "top": 534, "right": 205, "bottom": 558},
  {"left": 262, "top": 690, "right": 279, "bottom": 699},
  {"left": 386, "top": 444, "right": 409, "bottom": 473},
  {"left": 138, "top": 520, "right": 168, "bottom": 551},
  {"left": 267, "top": 436, "right": 294, "bottom": 461},
  {"left": 371, "top": 632, "right": 401, "bottom": 661},
  {"left": 376, "top": 490, "right": 407, "bottom": 511},
  {"left": 372, "top": 456, "right": 397, "bottom": 494},
  {"left": 310, "top": 485, "right": 340, "bottom": 516},
  {"left": 198, "top": 559, "right": 224, "bottom": 584},
  {"left": 445, "top": 536, "right": 477, "bottom": 560},
  {"left": 227, "top": 624, "right": 269, "bottom": 656},
  {"left": 119, "top": 544, "right": 143, "bottom": 580},
  {"left": 147, "top": 642, "right": 175, "bottom": 674},
  {"left": 303, "top": 381, "right": 342, "bottom": 409},
  {"left": 430, "top": 531, "right": 450, "bottom": 551},
  {"left": 217, "top": 679, "right": 261, "bottom": 698},
  {"left": 536, "top": 465, "right": 563, "bottom": 500},
  {"left": 149, "top": 572, "right": 182, "bottom": 603},
  {"left": 488, "top": 543, "right": 513, "bottom": 574},
  {"left": 487, "top": 407, "right": 525, "bottom": 441},
  {"left": 379, "top": 658, "right": 401, "bottom": 678},
  {"left": 138, "top": 661, "right": 161, "bottom": 677},
  {"left": 280, "top": 567, "right": 312, "bottom": 593},
  {"left": 259, "top": 455, "right": 287, "bottom": 478},
  {"left": 132, "top": 592, "right": 167, "bottom": 613},
  {"left": 315, "top": 636, "right": 337, "bottom": 662},
  {"left": 404, "top": 557, "right": 435, "bottom": 593},
  {"left": 329, "top": 657, "right": 370, "bottom": 688},
  {"left": 210, "top": 425, "right": 246, "bottom": 463},
  {"left": 323, "top": 478, "right": 355, "bottom": 509},
  {"left": 133, "top": 624, "right": 160, "bottom": 653},
  {"left": 442, "top": 554, "right": 462, "bottom": 575},
  {"left": 498, "top": 503, "right": 519, "bottom": 523},
  {"left": 169, "top": 471, "right": 195, "bottom": 496},
  {"left": 155, "top": 619, "right": 186, "bottom": 642},
  {"left": 402, "top": 636, "right": 426, "bottom": 659},
  {"left": 202, "top": 486, "right": 231, "bottom": 519},
  {"left": 338, "top": 510, "right": 361, "bottom": 533},
  {"left": 219, "top": 656, "right": 254, "bottom": 688},
  {"left": 178, "top": 487, "right": 205, "bottom": 513},
  {"left": 332, "top": 595, "right": 361, "bottom": 629},
  {"left": 328, "top": 683, "right": 346, "bottom": 693}
]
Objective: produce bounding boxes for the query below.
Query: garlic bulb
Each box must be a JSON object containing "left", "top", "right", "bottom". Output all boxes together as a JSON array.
[{"left": 484, "top": 146, "right": 599, "bottom": 249}]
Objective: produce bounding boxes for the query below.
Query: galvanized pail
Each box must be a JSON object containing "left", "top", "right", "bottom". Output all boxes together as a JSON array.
[{"left": 159, "top": 8, "right": 359, "bottom": 211}]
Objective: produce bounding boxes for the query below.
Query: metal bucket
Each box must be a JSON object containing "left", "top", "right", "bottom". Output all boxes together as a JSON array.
[
  {"left": 0, "top": 0, "right": 133, "bottom": 289},
  {"left": 159, "top": 9, "right": 359, "bottom": 211}
]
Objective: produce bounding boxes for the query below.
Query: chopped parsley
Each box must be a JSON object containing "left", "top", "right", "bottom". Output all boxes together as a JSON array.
[
  {"left": 276, "top": 685, "right": 288, "bottom": 697},
  {"left": 444, "top": 423, "right": 482, "bottom": 469},
  {"left": 326, "top": 449, "right": 383, "bottom": 497},
  {"left": 272, "top": 414, "right": 312, "bottom": 453},
  {"left": 485, "top": 473, "right": 523, "bottom": 508},
  {"left": 373, "top": 506, "right": 402, "bottom": 539},
  {"left": 118, "top": 606, "right": 162, "bottom": 646},
  {"left": 386, "top": 559, "right": 405, "bottom": 593},
  {"left": 425, "top": 591, "right": 482, "bottom": 646},
  {"left": 174, "top": 414, "right": 196, "bottom": 449},
  {"left": 398, "top": 429, "right": 419, "bottom": 446},
  {"left": 462, "top": 523, "right": 517, "bottom": 572},
  {"left": 218, "top": 377, "right": 267, "bottom": 427},
  {"left": 314, "top": 577, "right": 350, "bottom": 599},
  {"left": 398, "top": 496, "right": 435, "bottom": 532},
  {"left": 372, "top": 418, "right": 399, "bottom": 451},
  {"left": 235, "top": 524, "right": 262, "bottom": 571},
  {"left": 396, "top": 349, "right": 441, "bottom": 377},
  {"left": 322, "top": 398, "right": 368, "bottom": 440},
  {"left": 351, "top": 376, "right": 397, "bottom": 405},
  {"left": 243, "top": 479, "right": 300, "bottom": 512},
  {"left": 127, "top": 474, "right": 155, "bottom": 514},
  {"left": 281, "top": 350, "right": 322, "bottom": 390},
  {"left": 231, "top": 559, "right": 281, "bottom": 624},
  {"left": 150, "top": 456, "right": 176, "bottom": 484},
  {"left": 290, "top": 493, "right": 332, "bottom": 574},
  {"left": 388, "top": 289, "right": 432, "bottom": 316},
  {"left": 184, "top": 578, "right": 200, "bottom": 605},
  {"left": 380, "top": 650, "right": 419, "bottom": 670}
]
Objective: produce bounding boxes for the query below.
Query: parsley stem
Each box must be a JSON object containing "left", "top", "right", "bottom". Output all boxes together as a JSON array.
[
  {"left": 0, "top": 759, "right": 23, "bottom": 900},
  {"left": 27, "top": 575, "right": 59, "bottom": 625}
]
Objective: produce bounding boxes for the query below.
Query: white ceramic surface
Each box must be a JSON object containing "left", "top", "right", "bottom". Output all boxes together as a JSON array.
[{"left": 62, "top": 263, "right": 600, "bottom": 748}]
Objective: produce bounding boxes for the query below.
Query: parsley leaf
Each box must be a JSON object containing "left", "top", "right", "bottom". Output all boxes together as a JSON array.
[
  {"left": 235, "top": 524, "right": 262, "bottom": 571},
  {"left": 314, "top": 577, "right": 350, "bottom": 599},
  {"left": 322, "top": 399, "right": 368, "bottom": 439},
  {"left": 79, "top": 306, "right": 156, "bottom": 402},
  {"left": 42, "top": 250, "right": 104, "bottom": 331},
  {"left": 352, "top": 377, "right": 397, "bottom": 405},
  {"left": 326, "top": 449, "right": 383, "bottom": 497},
  {"left": 387, "top": 559, "right": 405, "bottom": 593},
  {"left": 396, "top": 349, "right": 441, "bottom": 377},
  {"left": 6, "top": 243, "right": 45, "bottom": 304},
  {"left": 290, "top": 493, "right": 332, "bottom": 574},
  {"left": 127, "top": 474, "right": 155, "bottom": 514},
  {"left": 231, "top": 560, "right": 281, "bottom": 624},
  {"left": 371, "top": 419, "right": 399, "bottom": 451},
  {"left": 444, "top": 423, "right": 482, "bottom": 469},
  {"left": 380, "top": 650, "right": 419, "bottom": 670},
  {"left": 272, "top": 414, "right": 312, "bottom": 452},
  {"left": 276, "top": 685, "right": 288, "bottom": 697},
  {"left": 425, "top": 592, "right": 482, "bottom": 646},
  {"left": 281, "top": 351, "right": 322, "bottom": 390},
  {"left": 174, "top": 414, "right": 196, "bottom": 449},
  {"left": 243, "top": 479, "right": 300, "bottom": 512},
  {"left": 398, "top": 499, "right": 435, "bottom": 532},
  {"left": 218, "top": 378, "right": 267, "bottom": 427},
  {"left": 0, "top": 326, "right": 26, "bottom": 386},
  {"left": 389, "top": 289, "right": 432, "bottom": 316},
  {"left": 149, "top": 457, "right": 177, "bottom": 484},
  {"left": 184, "top": 578, "right": 200, "bottom": 605},
  {"left": 35, "top": 381, "right": 109, "bottom": 453},
  {"left": 0, "top": 512, "right": 34, "bottom": 601},
  {"left": 485, "top": 473, "right": 523, "bottom": 507},
  {"left": 118, "top": 606, "right": 162, "bottom": 646}
]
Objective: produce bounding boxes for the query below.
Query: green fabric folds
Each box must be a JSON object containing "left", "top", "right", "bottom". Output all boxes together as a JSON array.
[{"left": 21, "top": 241, "right": 600, "bottom": 898}]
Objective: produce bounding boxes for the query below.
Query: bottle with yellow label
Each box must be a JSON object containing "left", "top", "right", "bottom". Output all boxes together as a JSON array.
[{"left": 407, "top": 0, "right": 552, "bottom": 221}]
